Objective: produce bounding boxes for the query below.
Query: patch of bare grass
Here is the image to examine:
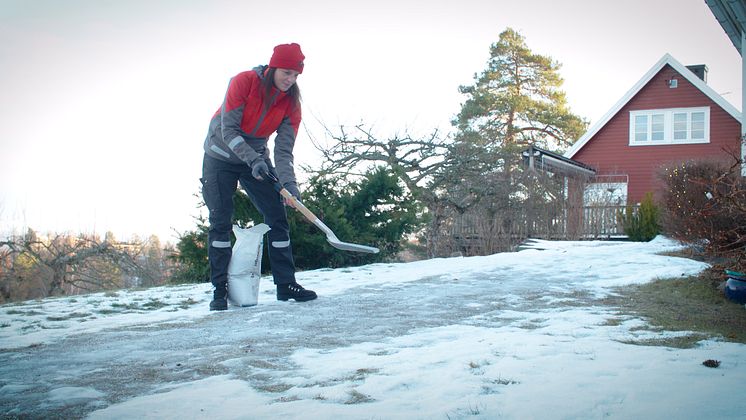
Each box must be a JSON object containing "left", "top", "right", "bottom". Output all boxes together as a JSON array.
[
  {"left": 617, "top": 334, "right": 711, "bottom": 349},
  {"left": 344, "top": 389, "right": 374, "bottom": 404},
  {"left": 45, "top": 312, "right": 91, "bottom": 322},
  {"left": 257, "top": 383, "right": 293, "bottom": 393},
  {"left": 605, "top": 266, "right": 746, "bottom": 346}
]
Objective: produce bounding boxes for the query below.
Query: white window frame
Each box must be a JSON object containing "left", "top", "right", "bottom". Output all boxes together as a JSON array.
[{"left": 629, "top": 107, "right": 710, "bottom": 146}]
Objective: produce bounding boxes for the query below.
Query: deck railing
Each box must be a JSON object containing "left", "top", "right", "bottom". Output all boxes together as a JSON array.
[{"left": 446, "top": 204, "right": 636, "bottom": 255}]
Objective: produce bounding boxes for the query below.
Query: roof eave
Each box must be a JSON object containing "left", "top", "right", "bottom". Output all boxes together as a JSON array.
[
  {"left": 541, "top": 154, "right": 596, "bottom": 177},
  {"left": 706, "top": 0, "right": 746, "bottom": 53}
]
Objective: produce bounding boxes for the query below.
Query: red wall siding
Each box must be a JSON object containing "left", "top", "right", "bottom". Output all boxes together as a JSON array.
[{"left": 573, "top": 64, "right": 741, "bottom": 204}]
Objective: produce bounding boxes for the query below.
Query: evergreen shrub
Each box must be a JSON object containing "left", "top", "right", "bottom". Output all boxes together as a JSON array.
[{"left": 623, "top": 192, "right": 659, "bottom": 242}]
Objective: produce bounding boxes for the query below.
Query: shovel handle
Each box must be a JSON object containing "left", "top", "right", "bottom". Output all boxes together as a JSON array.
[
  {"left": 258, "top": 169, "right": 380, "bottom": 254},
  {"left": 260, "top": 170, "right": 319, "bottom": 224}
]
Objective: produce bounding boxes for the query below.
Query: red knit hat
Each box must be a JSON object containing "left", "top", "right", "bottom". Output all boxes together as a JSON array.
[{"left": 269, "top": 43, "right": 305, "bottom": 73}]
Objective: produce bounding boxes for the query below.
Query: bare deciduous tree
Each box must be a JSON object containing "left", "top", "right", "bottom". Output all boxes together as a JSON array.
[
  {"left": 0, "top": 230, "right": 152, "bottom": 301},
  {"left": 312, "top": 123, "right": 484, "bottom": 256},
  {"left": 660, "top": 150, "right": 746, "bottom": 271},
  {"left": 314, "top": 125, "right": 447, "bottom": 201}
]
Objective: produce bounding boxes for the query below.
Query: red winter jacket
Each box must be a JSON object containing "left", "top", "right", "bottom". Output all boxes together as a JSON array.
[{"left": 203, "top": 65, "right": 301, "bottom": 186}]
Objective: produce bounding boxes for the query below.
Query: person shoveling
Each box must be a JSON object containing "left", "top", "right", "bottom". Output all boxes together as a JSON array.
[{"left": 200, "top": 42, "right": 378, "bottom": 311}]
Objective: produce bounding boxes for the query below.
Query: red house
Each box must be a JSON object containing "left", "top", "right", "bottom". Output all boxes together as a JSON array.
[{"left": 565, "top": 53, "right": 742, "bottom": 206}]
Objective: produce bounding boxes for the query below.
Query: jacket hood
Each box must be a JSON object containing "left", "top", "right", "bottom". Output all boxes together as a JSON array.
[
  {"left": 253, "top": 65, "right": 287, "bottom": 99},
  {"left": 253, "top": 65, "right": 268, "bottom": 81}
]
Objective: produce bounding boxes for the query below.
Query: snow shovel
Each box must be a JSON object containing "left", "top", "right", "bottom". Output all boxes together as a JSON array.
[{"left": 261, "top": 171, "right": 380, "bottom": 254}]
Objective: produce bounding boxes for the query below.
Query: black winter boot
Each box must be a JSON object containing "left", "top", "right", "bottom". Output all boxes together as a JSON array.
[
  {"left": 277, "top": 282, "right": 317, "bottom": 302},
  {"left": 210, "top": 297, "right": 227, "bottom": 311},
  {"left": 210, "top": 285, "right": 228, "bottom": 311}
]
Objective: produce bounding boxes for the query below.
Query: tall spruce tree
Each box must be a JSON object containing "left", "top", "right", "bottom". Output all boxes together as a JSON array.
[
  {"left": 445, "top": 28, "right": 587, "bottom": 200},
  {"left": 439, "top": 28, "right": 588, "bottom": 255},
  {"left": 453, "top": 28, "right": 586, "bottom": 152}
]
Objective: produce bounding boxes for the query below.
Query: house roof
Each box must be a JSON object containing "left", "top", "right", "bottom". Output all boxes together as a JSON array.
[
  {"left": 706, "top": 0, "right": 746, "bottom": 53},
  {"left": 564, "top": 53, "right": 743, "bottom": 159}
]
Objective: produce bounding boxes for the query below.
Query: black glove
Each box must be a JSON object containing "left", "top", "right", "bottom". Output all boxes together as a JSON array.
[
  {"left": 250, "top": 158, "right": 269, "bottom": 180},
  {"left": 283, "top": 182, "right": 301, "bottom": 201}
]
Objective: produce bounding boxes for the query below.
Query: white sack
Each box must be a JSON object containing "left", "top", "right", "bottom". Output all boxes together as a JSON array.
[{"left": 227, "top": 223, "right": 270, "bottom": 307}]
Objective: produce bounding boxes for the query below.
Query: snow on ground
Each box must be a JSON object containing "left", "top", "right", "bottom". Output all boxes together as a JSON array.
[{"left": 1, "top": 236, "right": 745, "bottom": 419}]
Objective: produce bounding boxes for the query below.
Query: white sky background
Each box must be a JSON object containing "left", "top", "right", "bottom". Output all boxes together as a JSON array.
[{"left": 0, "top": 0, "right": 741, "bottom": 243}]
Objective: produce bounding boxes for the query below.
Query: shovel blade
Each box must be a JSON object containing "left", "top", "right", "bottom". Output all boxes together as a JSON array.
[
  {"left": 312, "top": 219, "right": 379, "bottom": 254},
  {"left": 327, "top": 237, "right": 380, "bottom": 254}
]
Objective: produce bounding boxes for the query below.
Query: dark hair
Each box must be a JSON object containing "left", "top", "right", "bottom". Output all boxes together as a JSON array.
[{"left": 263, "top": 67, "right": 301, "bottom": 111}]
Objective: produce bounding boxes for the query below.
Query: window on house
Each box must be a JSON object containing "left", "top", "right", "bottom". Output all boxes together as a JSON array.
[
  {"left": 629, "top": 107, "right": 710, "bottom": 145},
  {"left": 651, "top": 114, "right": 665, "bottom": 141},
  {"left": 692, "top": 111, "right": 705, "bottom": 139},
  {"left": 634, "top": 115, "right": 647, "bottom": 142},
  {"left": 673, "top": 113, "right": 687, "bottom": 140}
]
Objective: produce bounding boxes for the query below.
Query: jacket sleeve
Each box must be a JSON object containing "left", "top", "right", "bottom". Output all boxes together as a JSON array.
[
  {"left": 220, "top": 73, "right": 261, "bottom": 165},
  {"left": 273, "top": 107, "right": 300, "bottom": 186}
]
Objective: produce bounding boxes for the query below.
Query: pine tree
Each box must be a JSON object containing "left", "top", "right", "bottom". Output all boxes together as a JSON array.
[
  {"left": 453, "top": 27, "right": 587, "bottom": 151},
  {"left": 442, "top": 28, "right": 588, "bottom": 253}
]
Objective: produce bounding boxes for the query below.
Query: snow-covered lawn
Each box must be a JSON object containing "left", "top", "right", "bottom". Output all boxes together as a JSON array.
[{"left": 1, "top": 237, "right": 744, "bottom": 419}]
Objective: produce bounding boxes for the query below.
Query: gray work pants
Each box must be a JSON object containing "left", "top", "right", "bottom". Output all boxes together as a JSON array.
[{"left": 201, "top": 154, "right": 296, "bottom": 293}]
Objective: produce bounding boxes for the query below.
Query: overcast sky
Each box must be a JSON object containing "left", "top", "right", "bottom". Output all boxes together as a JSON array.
[{"left": 0, "top": 0, "right": 741, "bottom": 243}]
